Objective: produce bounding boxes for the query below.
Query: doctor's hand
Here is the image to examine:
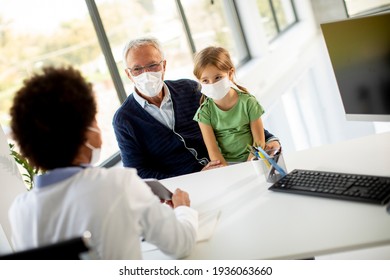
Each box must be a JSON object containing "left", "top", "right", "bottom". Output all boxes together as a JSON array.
[
  {"left": 160, "top": 199, "right": 173, "bottom": 208},
  {"left": 172, "top": 188, "right": 191, "bottom": 208},
  {"left": 201, "top": 160, "right": 224, "bottom": 172}
]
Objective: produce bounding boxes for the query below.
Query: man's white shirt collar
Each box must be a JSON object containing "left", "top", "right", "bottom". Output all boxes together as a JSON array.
[{"left": 133, "top": 83, "right": 171, "bottom": 108}]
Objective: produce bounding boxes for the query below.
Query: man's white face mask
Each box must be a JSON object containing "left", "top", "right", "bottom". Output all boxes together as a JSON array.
[
  {"left": 201, "top": 76, "right": 231, "bottom": 100},
  {"left": 132, "top": 71, "right": 164, "bottom": 98}
]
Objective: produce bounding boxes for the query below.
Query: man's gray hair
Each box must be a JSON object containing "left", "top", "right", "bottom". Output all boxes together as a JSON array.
[{"left": 122, "top": 37, "right": 165, "bottom": 68}]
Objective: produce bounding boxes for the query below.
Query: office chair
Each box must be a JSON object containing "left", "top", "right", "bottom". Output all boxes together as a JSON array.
[{"left": 0, "top": 231, "right": 98, "bottom": 260}]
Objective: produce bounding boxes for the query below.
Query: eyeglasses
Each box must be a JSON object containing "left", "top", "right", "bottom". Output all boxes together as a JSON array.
[{"left": 127, "top": 60, "right": 163, "bottom": 76}]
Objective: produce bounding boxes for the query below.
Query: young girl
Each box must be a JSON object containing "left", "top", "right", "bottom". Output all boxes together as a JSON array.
[{"left": 193, "top": 46, "right": 265, "bottom": 166}]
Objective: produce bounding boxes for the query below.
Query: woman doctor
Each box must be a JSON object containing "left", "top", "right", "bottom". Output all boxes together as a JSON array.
[{"left": 8, "top": 66, "right": 197, "bottom": 259}]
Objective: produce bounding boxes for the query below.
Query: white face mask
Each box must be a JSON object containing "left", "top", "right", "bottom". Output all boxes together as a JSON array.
[
  {"left": 201, "top": 76, "right": 231, "bottom": 100},
  {"left": 85, "top": 143, "right": 101, "bottom": 166},
  {"left": 132, "top": 71, "right": 164, "bottom": 98},
  {"left": 85, "top": 126, "right": 101, "bottom": 165}
]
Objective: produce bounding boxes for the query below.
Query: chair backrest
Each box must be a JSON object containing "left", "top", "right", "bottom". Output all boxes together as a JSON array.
[
  {"left": 0, "top": 224, "right": 13, "bottom": 255},
  {"left": 0, "top": 234, "right": 97, "bottom": 260}
]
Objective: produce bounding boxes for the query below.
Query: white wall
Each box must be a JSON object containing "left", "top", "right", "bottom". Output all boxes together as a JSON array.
[
  {"left": 0, "top": 124, "right": 26, "bottom": 247},
  {"left": 236, "top": 0, "right": 318, "bottom": 107},
  {"left": 309, "top": 0, "right": 347, "bottom": 25},
  {"left": 234, "top": 0, "right": 385, "bottom": 155}
]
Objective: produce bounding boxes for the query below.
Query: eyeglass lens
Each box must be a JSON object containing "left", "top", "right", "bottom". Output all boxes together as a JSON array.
[{"left": 130, "top": 61, "right": 162, "bottom": 76}]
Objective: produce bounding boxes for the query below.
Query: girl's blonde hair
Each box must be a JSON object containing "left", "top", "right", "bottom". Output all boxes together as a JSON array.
[{"left": 193, "top": 46, "right": 248, "bottom": 103}]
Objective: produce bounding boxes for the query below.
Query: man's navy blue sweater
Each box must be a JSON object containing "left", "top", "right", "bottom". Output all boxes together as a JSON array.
[{"left": 113, "top": 79, "right": 209, "bottom": 179}]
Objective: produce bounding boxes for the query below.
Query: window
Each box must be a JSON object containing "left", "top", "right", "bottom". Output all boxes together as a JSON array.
[
  {"left": 0, "top": 0, "right": 120, "bottom": 165},
  {"left": 256, "top": 0, "right": 298, "bottom": 41},
  {"left": 0, "top": 0, "right": 255, "bottom": 165},
  {"left": 95, "top": 0, "right": 194, "bottom": 85},
  {"left": 180, "top": 0, "right": 249, "bottom": 65}
]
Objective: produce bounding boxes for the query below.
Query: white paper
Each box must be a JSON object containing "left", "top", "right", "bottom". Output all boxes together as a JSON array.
[{"left": 197, "top": 209, "right": 221, "bottom": 242}]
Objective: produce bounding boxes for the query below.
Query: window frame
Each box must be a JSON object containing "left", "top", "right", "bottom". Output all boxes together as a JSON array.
[
  {"left": 176, "top": 0, "right": 251, "bottom": 66},
  {"left": 257, "top": 0, "right": 299, "bottom": 42}
]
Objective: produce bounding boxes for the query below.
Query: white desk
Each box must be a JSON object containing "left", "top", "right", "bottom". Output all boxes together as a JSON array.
[{"left": 143, "top": 132, "right": 390, "bottom": 259}]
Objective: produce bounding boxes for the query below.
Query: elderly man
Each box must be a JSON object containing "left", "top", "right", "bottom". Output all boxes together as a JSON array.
[{"left": 113, "top": 37, "right": 280, "bottom": 179}]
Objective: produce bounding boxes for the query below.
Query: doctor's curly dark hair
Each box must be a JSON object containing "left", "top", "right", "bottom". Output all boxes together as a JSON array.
[{"left": 10, "top": 66, "right": 97, "bottom": 170}]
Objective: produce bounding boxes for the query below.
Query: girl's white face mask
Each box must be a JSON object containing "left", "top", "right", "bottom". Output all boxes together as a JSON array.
[
  {"left": 201, "top": 76, "right": 231, "bottom": 100},
  {"left": 132, "top": 71, "right": 164, "bottom": 98}
]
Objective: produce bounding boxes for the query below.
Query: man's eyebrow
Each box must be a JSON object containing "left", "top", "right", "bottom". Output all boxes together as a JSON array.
[{"left": 131, "top": 61, "right": 159, "bottom": 67}]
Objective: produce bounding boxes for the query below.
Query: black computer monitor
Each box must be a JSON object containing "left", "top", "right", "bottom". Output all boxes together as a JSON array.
[{"left": 321, "top": 13, "right": 390, "bottom": 122}]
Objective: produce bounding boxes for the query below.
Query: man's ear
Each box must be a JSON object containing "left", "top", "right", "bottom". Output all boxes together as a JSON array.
[
  {"left": 162, "top": 60, "right": 167, "bottom": 72},
  {"left": 160, "top": 60, "right": 167, "bottom": 81}
]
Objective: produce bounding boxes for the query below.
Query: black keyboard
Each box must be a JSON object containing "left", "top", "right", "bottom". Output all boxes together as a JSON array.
[{"left": 268, "top": 169, "right": 390, "bottom": 205}]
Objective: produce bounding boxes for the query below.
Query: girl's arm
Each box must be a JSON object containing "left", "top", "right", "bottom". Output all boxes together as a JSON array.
[
  {"left": 248, "top": 118, "right": 266, "bottom": 160},
  {"left": 198, "top": 122, "right": 228, "bottom": 166}
]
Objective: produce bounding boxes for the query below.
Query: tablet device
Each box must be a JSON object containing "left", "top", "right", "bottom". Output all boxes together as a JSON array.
[{"left": 144, "top": 179, "right": 173, "bottom": 200}]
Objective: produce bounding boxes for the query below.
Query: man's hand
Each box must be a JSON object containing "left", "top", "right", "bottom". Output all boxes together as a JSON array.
[{"left": 201, "top": 160, "right": 224, "bottom": 171}]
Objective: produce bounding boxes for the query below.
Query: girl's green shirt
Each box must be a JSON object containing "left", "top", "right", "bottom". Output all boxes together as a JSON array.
[{"left": 194, "top": 89, "right": 264, "bottom": 162}]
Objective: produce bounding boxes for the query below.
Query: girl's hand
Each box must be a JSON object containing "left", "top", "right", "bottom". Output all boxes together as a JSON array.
[{"left": 254, "top": 140, "right": 266, "bottom": 150}]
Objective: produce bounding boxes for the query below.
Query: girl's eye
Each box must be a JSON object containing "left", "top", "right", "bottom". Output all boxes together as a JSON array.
[{"left": 201, "top": 80, "right": 209, "bottom": 84}]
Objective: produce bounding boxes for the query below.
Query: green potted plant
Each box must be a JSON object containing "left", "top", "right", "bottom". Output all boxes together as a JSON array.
[{"left": 8, "top": 143, "right": 40, "bottom": 190}]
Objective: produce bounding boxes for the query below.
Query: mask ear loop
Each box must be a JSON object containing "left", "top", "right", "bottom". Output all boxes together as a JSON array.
[
  {"left": 87, "top": 126, "right": 101, "bottom": 134},
  {"left": 85, "top": 142, "right": 97, "bottom": 150},
  {"left": 85, "top": 126, "right": 101, "bottom": 150}
]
